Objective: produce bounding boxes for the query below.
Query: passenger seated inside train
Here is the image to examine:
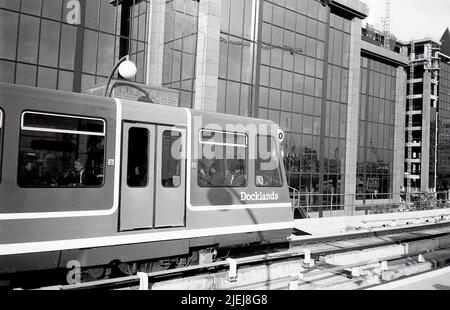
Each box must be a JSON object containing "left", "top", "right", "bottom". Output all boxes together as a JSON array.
[
  {"left": 18, "top": 153, "right": 103, "bottom": 188},
  {"left": 198, "top": 158, "right": 247, "bottom": 187},
  {"left": 198, "top": 158, "right": 225, "bottom": 187},
  {"left": 59, "top": 158, "right": 96, "bottom": 187},
  {"left": 18, "top": 154, "right": 40, "bottom": 187},
  {"left": 128, "top": 165, "right": 148, "bottom": 187},
  {"left": 17, "top": 112, "right": 106, "bottom": 188},
  {"left": 42, "top": 154, "right": 59, "bottom": 186},
  {"left": 225, "top": 161, "right": 246, "bottom": 187}
]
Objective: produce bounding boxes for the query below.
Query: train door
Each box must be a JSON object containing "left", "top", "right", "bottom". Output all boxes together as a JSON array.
[
  {"left": 120, "top": 123, "right": 155, "bottom": 231},
  {"left": 154, "top": 126, "right": 186, "bottom": 228}
]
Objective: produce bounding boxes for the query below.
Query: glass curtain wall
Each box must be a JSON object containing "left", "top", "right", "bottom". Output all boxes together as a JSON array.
[
  {"left": 218, "top": 0, "right": 255, "bottom": 116},
  {"left": 162, "top": 0, "right": 199, "bottom": 108},
  {"left": 256, "top": 0, "right": 349, "bottom": 210},
  {"left": 357, "top": 56, "right": 396, "bottom": 199},
  {"left": 260, "top": 0, "right": 326, "bottom": 207},
  {"left": 437, "top": 62, "right": 450, "bottom": 191},
  {"left": 0, "top": 0, "right": 149, "bottom": 92},
  {"left": 321, "top": 12, "right": 351, "bottom": 207}
]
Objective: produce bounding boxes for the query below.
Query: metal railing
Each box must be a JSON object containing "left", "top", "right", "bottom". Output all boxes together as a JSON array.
[{"left": 289, "top": 190, "right": 450, "bottom": 219}]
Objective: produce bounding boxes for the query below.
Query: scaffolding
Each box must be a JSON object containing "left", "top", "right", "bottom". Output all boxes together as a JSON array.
[
  {"left": 406, "top": 41, "right": 441, "bottom": 196},
  {"left": 406, "top": 42, "right": 415, "bottom": 200}
]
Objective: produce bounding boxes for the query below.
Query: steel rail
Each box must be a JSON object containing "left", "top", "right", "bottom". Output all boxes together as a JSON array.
[{"left": 34, "top": 222, "right": 450, "bottom": 290}]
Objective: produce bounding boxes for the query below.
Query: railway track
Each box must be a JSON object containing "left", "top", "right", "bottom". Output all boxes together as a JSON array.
[{"left": 31, "top": 222, "right": 450, "bottom": 290}]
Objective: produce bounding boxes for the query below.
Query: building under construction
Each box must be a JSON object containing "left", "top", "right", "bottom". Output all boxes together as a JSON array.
[{"left": 404, "top": 29, "right": 450, "bottom": 193}]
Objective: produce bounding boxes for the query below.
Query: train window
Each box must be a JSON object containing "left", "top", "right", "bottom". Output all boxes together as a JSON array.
[
  {"left": 18, "top": 112, "right": 105, "bottom": 188},
  {"left": 161, "top": 130, "right": 182, "bottom": 188},
  {"left": 198, "top": 130, "right": 248, "bottom": 188},
  {"left": 22, "top": 112, "right": 105, "bottom": 135},
  {"left": 255, "top": 135, "right": 283, "bottom": 187},
  {"left": 0, "top": 109, "right": 3, "bottom": 183},
  {"left": 127, "top": 127, "right": 149, "bottom": 187}
]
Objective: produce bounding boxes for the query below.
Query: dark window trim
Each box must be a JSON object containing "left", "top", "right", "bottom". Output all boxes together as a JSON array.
[
  {"left": 21, "top": 111, "right": 106, "bottom": 136},
  {"left": 126, "top": 126, "right": 150, "bottom": 188}
]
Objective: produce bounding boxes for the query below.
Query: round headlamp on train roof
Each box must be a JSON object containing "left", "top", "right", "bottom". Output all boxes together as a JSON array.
[{"left": 118, "top": 60, "right": 137, "bottom": 80}]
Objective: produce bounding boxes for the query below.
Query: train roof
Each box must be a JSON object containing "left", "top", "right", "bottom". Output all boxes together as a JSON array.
[{"left": 0, "top": 83, "right": 279, "bottom": 128}]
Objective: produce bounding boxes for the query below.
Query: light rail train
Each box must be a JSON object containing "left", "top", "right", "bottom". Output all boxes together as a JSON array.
[{"left": 0, "top": 83, "right": 294, "bottom": 285}]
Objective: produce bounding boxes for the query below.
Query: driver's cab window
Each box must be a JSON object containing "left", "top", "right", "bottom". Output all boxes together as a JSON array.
[{"left": 255, "top": 135, "right": 283, "bottom": 187}]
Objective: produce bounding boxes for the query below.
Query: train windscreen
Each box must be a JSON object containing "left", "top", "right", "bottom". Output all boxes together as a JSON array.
[
  {"left": 255, "top": 135, "right": 283, "bottom": 187},
  {"left": 198, "top": 130, "right": 248, "bottom": 188}
]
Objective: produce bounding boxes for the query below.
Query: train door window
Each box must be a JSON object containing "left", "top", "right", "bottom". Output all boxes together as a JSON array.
[
  {"left": 127, "top": 127, "right": 149, "bottom": 187},
  {"left": 0, "top": 109, "right": 3, "bottom": 183},
  {"left": 18, "top": 112, "right": 105, "bottom": 188},
  {"left": 198, "top": 130, "right": 248, "bottom": 187},
  {"left": 161, "top": 130, "right": 182, "bottom": 188},
  {"left": 255, "top": 135, "right": 283, "bottom": 187}
]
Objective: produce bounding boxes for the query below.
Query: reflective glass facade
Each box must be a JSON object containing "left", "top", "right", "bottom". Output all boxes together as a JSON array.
[
  {"left": 218, "top": 0, "right": 255, "bottom": 116},
  {"left": 162, "top": 0, "right": 357, "bottom": 208},
  {"left": 0, "top": 0, "right": 149, "bottom": 92},
  {"left": 437, "top": 62, "right": 450, "bottom": 190},
  {"left": 1, "top": 0, "right": 408, "bottom": 210},
  {"left": 245, "top": 0, "right": 351, "bottom": 209},
  {"left": 162, "top": 0, "right": 199, "bottom": 109},
  {"left": 357, "top": 56, "right": 396, "bottom": 199}
]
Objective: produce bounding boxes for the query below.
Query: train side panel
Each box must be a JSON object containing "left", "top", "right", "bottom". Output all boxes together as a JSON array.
[{"left": 0, "top": 84, "right": 119, "bottom": 245}]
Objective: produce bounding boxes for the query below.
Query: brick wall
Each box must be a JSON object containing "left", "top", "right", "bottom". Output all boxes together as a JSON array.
[{"left": 84, "top": 81, "right": 179, "bottom": 107}]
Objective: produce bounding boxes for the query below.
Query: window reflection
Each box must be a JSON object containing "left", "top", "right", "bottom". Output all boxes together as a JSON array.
[
  {"left": 18, "top": 15, "right": 40, "bottom": 64},
  {"left": 198, "top": 130, "right": 248, "bottom": 188},
  {"left": 256, "top": 136, "right": 283, "bottom": 187},
  {"left": 16, "top": 63, "right": 36, "bottom": 87},
  {"left": 161, "top": 131, "right": 182, "bottom": 188},
  {"left": 357, "top": 58, "right": 396, "bottom": 199},
  {"left": 42, "top": 0, "right": 62, "bottom": 21},
  {"left": 0, "top": 60, "right": 15, "bottom": 83},
  {"left": 1, "top": 0, "right": 150, "bottom": 92},
  {"left": 163, "top": 0, "right": 198, "bottom": 108},
  {"left": 39, "top": 20, "right": 60, "bottom": 67},
  {"left": 0, "top": 10, "right": 18, "bottom": 60}
]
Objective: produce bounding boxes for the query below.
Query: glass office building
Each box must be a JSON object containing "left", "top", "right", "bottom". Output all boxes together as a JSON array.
[
  {"left": 0, "top": 0, "right": 150, "bottom": 92},
  {"left": 0, "top": 0, "right": 412, "bottom": 214},
  {"left": 436, "top": 32, "right": 450, "bottom": 191}
]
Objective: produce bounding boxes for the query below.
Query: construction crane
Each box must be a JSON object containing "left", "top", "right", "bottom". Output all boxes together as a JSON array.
[{"left": 382, "top": 0, "right": 391, "bottom": 49}]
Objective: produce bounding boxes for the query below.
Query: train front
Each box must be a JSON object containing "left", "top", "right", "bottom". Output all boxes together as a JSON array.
[{"left": 184, "top": 110, "right": 294, "bottom": 248}]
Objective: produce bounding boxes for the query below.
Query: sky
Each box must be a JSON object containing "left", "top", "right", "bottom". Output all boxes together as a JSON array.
[{"left": 361, "top": 0, "right": 450, "bottom": 42}]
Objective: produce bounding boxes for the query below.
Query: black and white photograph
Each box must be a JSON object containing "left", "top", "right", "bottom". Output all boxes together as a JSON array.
[{"left": 0, "top": 0, "right": 450, "bottom": 295}]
